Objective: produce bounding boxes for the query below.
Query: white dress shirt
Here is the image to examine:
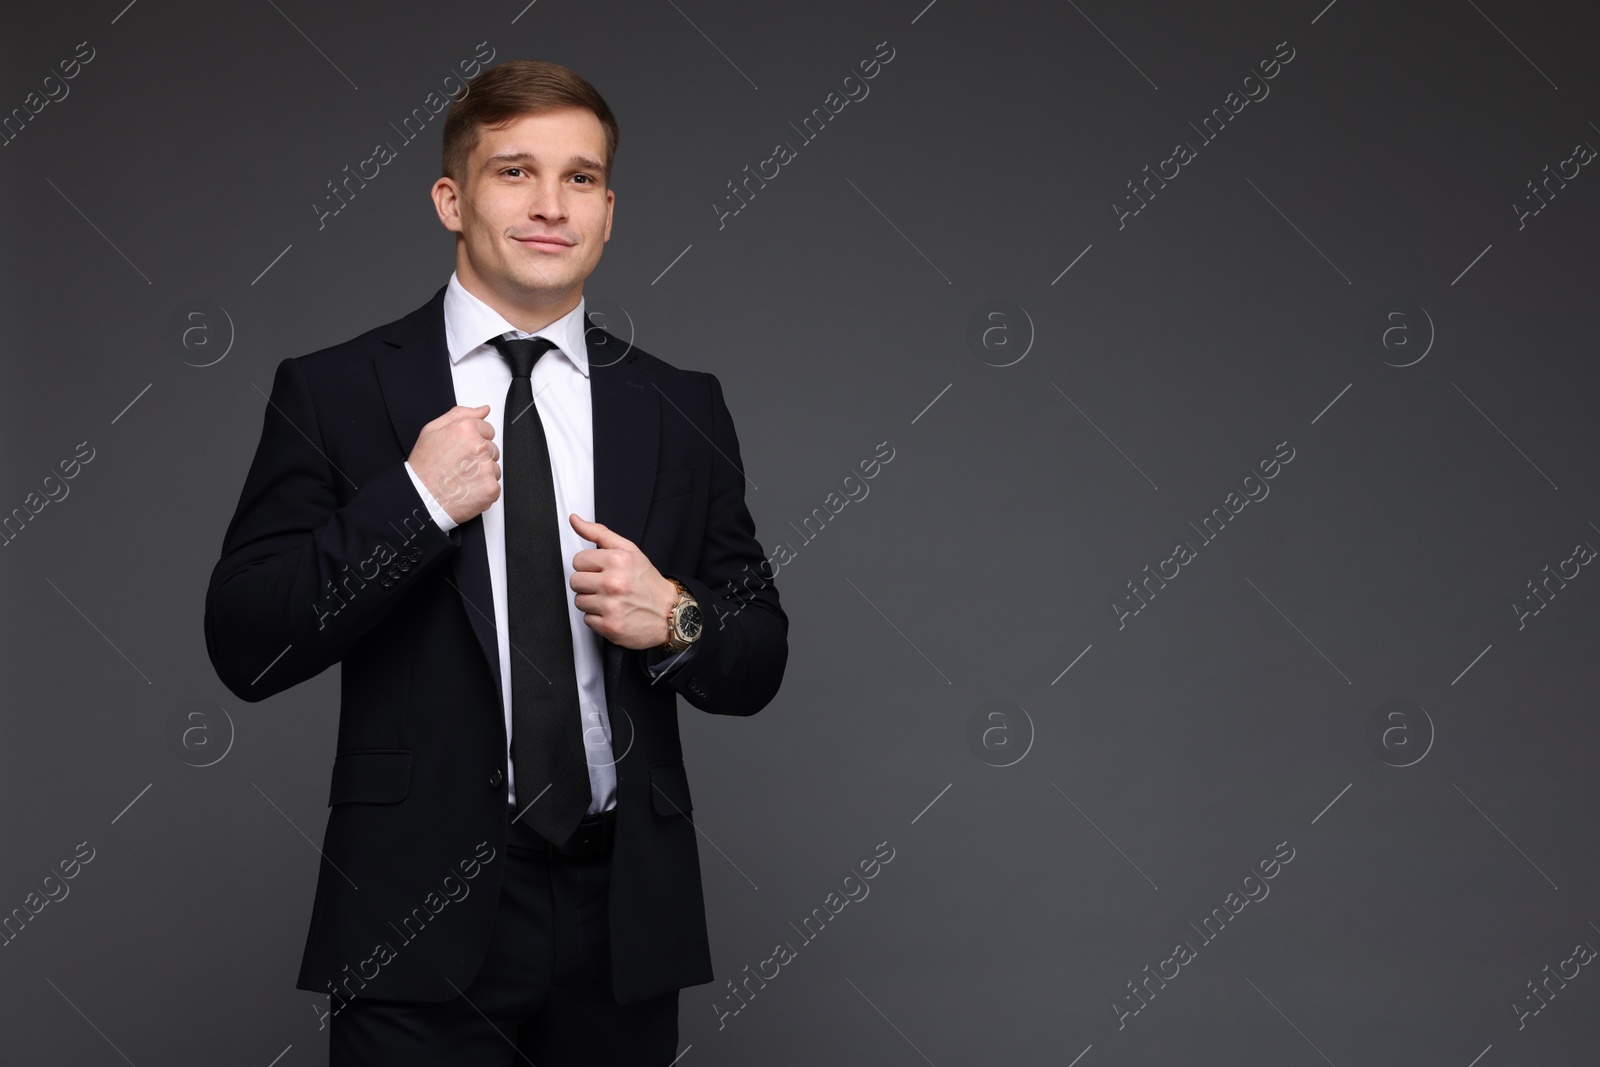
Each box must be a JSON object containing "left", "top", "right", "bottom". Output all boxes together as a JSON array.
[{"left": 402, "top": 271, "right": 616, "bottom": 813}]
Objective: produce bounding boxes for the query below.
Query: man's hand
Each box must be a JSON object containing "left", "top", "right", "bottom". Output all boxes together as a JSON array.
[
  {"left": 568, "top": 514, "right": 677, "bottom": 649},
  {"left": 408, "top": 404, "right": 500, "bottom": 525}
]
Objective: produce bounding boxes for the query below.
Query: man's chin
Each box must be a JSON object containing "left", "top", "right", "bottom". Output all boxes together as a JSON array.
[{"left": 502, "top": 269, "right": 579, "bottom": 302}]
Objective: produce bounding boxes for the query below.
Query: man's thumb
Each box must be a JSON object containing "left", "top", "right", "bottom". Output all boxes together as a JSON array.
[{"left": 571, "top": 513, "right": 612, "bottom": 540}]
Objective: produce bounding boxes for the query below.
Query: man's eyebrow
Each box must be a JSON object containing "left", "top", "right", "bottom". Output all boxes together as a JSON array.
[{"left": 483, "top": 152, "right": 606, "bottom": 173}]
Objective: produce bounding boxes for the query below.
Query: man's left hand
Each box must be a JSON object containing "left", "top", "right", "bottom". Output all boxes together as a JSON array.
[{"left": 568, "top": 514, "right": 677, "bottom": 649}]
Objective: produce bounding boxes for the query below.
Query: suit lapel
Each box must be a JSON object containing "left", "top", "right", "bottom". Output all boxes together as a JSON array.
[
  {"left": 373, "top": 285, "right": 502, "bottom": 699},
  {"left": 587, "top": 318, "right": 659, "bottom": 691},
  {"left": 372, "top": 284, "right": 659, "bottom": 704}
]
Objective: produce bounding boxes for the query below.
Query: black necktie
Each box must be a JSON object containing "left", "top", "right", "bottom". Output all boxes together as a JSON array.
[{"left": 489, "top": 334, "right": 591, "bottom": 849}]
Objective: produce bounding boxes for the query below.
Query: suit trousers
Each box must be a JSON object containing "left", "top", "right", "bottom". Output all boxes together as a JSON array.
[{"left": 328, "top": 820, "right": 679, "bottom": 1066}]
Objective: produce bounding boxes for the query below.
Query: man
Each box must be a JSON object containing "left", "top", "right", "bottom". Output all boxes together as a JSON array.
[{"left": 204, "top": 58, "right": 787, "bottom": 1064}]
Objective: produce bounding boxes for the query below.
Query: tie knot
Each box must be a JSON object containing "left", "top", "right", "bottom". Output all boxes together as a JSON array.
[{"left": 490, "top": 335, "right": 559, "bottom": 378}]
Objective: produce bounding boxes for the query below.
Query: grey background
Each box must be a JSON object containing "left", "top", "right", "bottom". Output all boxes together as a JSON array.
[{"left": 3, "top": 0, "right": 1598, "bottom": 1063}]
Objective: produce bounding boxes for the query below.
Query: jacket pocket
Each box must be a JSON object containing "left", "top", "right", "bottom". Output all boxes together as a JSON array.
[
  {"left": 652, "top": 464, "right": 696, "bottom": 502},
  {"left": 328, "top": 750, "right": 413, "bottom": 806},
  {"left": 649, "top": 760, "right": 694, "bottom": 816}
]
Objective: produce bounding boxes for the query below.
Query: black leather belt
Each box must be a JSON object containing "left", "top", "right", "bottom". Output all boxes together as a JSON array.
[{"left": 506, "top": 805, "right": 615, "bottom": 858}]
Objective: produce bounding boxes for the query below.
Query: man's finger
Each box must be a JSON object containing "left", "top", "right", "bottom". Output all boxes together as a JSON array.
[
  {"left": 569, "top": 568, "right": 606, "bottom": 591},
  {"left": 571, "top": 548, "right": 603, "bottom": 572},
  {"left": 570, "top": 513, "right": 633, "bottom": 550},
  {"left": 436, "top": 403, "right": 490, "bottom": 423}
]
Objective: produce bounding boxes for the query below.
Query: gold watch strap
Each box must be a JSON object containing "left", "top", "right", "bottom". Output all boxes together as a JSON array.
[{"left": 662, "top": 577, "right": 694, "bottom": 651}]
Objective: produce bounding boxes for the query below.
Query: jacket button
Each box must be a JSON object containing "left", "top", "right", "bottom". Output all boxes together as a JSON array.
[
  {"left": 380, "top": 575, "right": 394, "bottom": 588},
  {"left": 488, "top": 768, "right": 504, "bottom": 789},
  {"left": 689, "top": 678, "right": 709, "bottom": 698},
  {"left": 409, "top": 547, "right": 423, "bottom": 563}
]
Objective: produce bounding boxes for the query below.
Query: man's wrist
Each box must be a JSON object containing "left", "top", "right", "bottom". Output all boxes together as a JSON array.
[
  {"left": 404, "top": 460, "right": 458, "bottom": 532},
  {"left": 658, "top": 574, "right": 679, "bottom": 648}
]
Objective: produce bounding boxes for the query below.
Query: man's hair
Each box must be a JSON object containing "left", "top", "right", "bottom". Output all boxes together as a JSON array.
[{"left": 441, "top": 59, "right": 619, "bottom": 186}]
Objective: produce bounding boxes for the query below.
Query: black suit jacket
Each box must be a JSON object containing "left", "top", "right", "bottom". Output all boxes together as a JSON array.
[{"left": 204, "top": 283, "right": 786, "bottom": 1004}]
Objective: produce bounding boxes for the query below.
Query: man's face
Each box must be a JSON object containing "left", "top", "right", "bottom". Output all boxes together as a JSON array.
[{"left": 435, "top": 107, "right": 614, "bottom": 310}]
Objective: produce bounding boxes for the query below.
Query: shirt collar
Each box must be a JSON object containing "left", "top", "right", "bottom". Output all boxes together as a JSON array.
[{"left": 443, "top": 270, "right": 590, "bottom": 378}]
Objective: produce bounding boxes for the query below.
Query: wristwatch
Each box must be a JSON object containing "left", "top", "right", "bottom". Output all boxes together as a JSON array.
[{"left": 660, "top": 576, "right": 703, "bottom": 653}]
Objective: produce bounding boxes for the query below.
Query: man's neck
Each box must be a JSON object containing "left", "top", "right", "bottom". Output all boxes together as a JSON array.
[{"left": 456, "top": 267, "right": 580, "bottom": 335}]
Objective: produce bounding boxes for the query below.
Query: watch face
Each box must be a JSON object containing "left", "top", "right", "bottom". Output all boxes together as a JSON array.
[{"left": 680, "top": 602, "right": 702, "bottom": 640}]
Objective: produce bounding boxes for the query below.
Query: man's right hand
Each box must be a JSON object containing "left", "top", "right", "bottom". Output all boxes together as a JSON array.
[{"left": 408, "top": 404, "right": 500, "bottom": 525}]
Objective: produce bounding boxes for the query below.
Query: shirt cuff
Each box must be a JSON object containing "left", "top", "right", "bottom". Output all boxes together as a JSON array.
[
  {"left": 644, "top": 639, "right": 700, "bottom": 683},
  {"left": 404, "top": 460, "right": 459, "bottom": 533}
]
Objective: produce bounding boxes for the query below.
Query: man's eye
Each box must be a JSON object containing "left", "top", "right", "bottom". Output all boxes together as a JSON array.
[
  {"left": 504, "top": 167, "right": 524, "bottom": 177},
  {"left": 572, "top": 174, "right": 592, "bottom": 184}
]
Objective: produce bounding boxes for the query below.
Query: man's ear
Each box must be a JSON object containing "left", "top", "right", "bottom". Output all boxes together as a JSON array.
[{"left": 432, "top": 177, "right": 465, "bottom": 234}]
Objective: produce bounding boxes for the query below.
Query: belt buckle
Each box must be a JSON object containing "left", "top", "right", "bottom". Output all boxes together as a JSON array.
[
  {"left": 554, "top": 810, "right": 613, "bottom": 858},
  {"left": 506, "top": 806, "right": 614, "bottom": 857}
]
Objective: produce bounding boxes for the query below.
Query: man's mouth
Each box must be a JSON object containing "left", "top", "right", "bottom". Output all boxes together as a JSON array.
[{"left": 513, "top": 234, "right": 574, "bottom": 248}]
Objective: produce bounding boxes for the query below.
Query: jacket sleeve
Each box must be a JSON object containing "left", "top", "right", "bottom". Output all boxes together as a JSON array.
[
  {"left": 204, "top": 356, "right": 459, "bottom": 701},
  {"left": 633, "top": 371, "right": 788, "bottom": 716}
]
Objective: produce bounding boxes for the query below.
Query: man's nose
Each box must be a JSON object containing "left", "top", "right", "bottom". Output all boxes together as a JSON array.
[{"left": 527, "top": 180, "right": 566, "bottom": 219}]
